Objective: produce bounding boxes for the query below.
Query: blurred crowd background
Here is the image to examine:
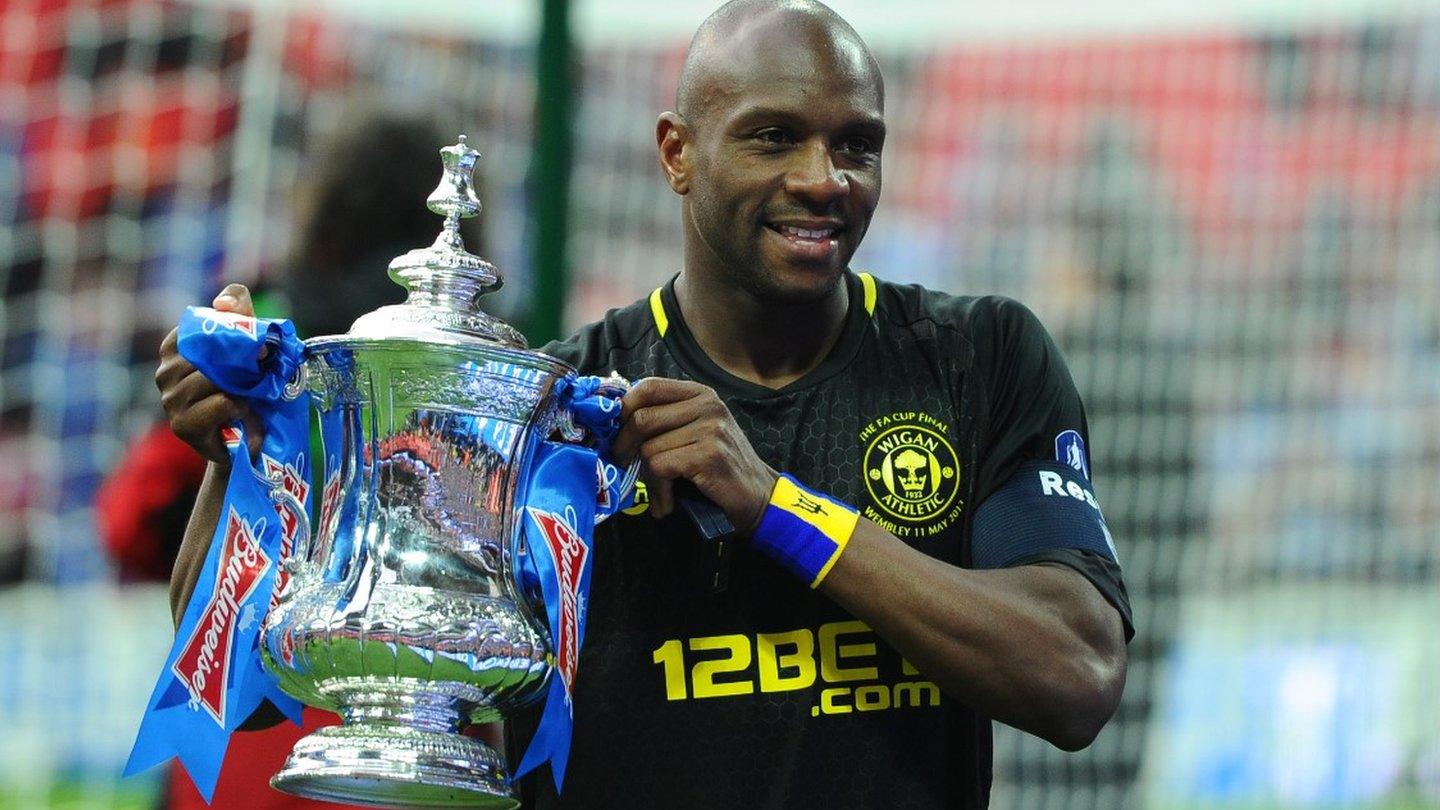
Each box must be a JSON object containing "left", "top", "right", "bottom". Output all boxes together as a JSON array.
[{"left": 1, "top": 0, "right": 1437, "bottom": 807}]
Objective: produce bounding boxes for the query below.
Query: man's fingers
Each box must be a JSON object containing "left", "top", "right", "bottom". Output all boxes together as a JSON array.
[
  {"left": 155, "top": 328, "right": 186, "bottom": 387},
  {"left": 175, "top": 390, "right": 243, "bottom": 440},
  {"left": 241, "top": 410, "right": 265, "bottom": 459},
  {"left": 636, "top": 424, "right": 707, "bottom": 463},
  {"left": 642, "top": 444, "right": 712, "bottom": 522},
  {"left": 212, "top": 283, "right": 255, "bottom": 316},
  {"left": 633, "top": 432, "right": 704, "bottom": 521},
  {"left": 620, "top": 377, "right": 706, "bottom": 413},
  {"left": 154, "top": 352, "right": 195, "bottom": 393},
  {"left": 612, "top": 380, "right": 738, "bottom": 523},
  {"left": 160, "top": 366, "right": 221, "bottom": 417},
  {"left": 153, "top": 282, "right": 259, "bottom": 464},
  {"left": 155, "top": 341, "right": 203, "bottom": 389},
  {"left": 613, "top": 395, "right": 722, "bottom": 464},
  {"left": 174, "top": 392, "right": 256, "bottom": 463}
]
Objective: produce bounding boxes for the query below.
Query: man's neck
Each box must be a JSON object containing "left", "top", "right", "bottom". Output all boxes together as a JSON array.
[{"left": 673, "top": 267, "right": 851, "bottom": 391}]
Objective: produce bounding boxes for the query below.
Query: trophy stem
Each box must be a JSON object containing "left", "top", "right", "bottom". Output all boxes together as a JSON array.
[
  {"left": 271, "top": 688, "right": 518, "bottom": 809},
  {"left": 340, "top": 690, "right": 468, "bottom": 735},
  {"left": 440, "top": 210, "right": 465, "bottom": 251}
]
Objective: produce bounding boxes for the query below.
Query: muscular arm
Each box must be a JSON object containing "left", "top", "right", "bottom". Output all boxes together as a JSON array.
[
  {"left": 819, "top": 520, "right": 1126, "bottom": 750},
  {"left": 615, "top": 377, "right": 1127, "bottom": 751}
]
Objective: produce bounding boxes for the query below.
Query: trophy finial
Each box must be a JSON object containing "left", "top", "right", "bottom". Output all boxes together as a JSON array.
[
  {"left": 372, "top": 133, "right": 523, "bottom": 348},
  {"left": 426, "top": 135, "right": 482, "bottom": 221}
]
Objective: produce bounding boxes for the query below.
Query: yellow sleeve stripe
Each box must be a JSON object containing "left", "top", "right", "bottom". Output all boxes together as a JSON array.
[
  {"left": 857, "top": 271, "right": 877, "bottom": 316},
  {"left": 648, "top": 287, "right": 669, "bottom": 337},
  {"left": 769, "top": 476, "right": 861, "bottom": 588}
]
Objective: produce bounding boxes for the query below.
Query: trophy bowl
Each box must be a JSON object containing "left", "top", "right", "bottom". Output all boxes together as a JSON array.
[{"left": 259, "top": 136, "right": 569, "bottom": 808}]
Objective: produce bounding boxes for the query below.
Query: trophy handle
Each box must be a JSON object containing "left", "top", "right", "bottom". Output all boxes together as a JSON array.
[
  {"left": 281, "top": 362, "right": 308, "bottom": 401},
  {"left": 266, "top": 482, "right": 313, "bottom": 604},
  {"left": 247, "top": 454, "right": 313, "bottom": 582}
]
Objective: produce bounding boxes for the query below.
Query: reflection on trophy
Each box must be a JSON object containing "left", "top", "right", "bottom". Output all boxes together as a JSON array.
[{"left": 259, "top": 135, "right": 574, "bottom": 808}]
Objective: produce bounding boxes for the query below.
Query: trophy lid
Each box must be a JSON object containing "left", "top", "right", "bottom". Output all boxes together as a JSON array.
[{"left": 331, "top": 135, "right": 527, "bottom": 350}]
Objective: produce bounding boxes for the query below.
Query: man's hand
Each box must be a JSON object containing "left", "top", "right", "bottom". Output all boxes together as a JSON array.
[
  {"left": 611, "top": 378, "right": 777, "bottom": 533},
  {"left": 155, "top": 283, "right": 262, "bottom": 463}
]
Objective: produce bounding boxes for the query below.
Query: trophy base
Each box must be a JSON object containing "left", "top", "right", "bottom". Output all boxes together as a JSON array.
[{"left": 271, "top": 722, "right": 517, "bottom": 809}]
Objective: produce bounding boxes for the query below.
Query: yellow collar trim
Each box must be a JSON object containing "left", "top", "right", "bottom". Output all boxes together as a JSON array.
[
  {"left": 858, "top": 271, "right": 877, "bottom": 316},
  {"left": 649, "top": 287, "right": 670, "bottom": 337},
  {"left": 652, "top": 273, "right": 873, "bottom": 337}
]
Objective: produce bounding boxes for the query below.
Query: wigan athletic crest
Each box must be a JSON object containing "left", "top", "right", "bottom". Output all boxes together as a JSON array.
[{"left": 859, "top": 411, "right": 963, "bottom": 538}]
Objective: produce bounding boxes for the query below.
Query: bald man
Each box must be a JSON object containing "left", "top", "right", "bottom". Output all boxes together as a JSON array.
[{"left": 159, "top": 1, "right": 1132, "bottom": 807}]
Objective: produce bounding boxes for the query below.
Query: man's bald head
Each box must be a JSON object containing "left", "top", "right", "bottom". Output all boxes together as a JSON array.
[
  {"left": 675, "top": 0, "right": 883, "bottom": 127},
  {"left": 655, "top": 0, "right": 886, "bottom": 302}
]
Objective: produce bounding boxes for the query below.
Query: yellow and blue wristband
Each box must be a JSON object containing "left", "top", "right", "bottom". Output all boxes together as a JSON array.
[{"left": 751, "top": 474, "right": 860, "bottom": 588}]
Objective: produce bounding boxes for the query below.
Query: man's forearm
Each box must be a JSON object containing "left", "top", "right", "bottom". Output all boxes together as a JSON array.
[
  {"left": 169, "top": 461, "right": 230, "bottom": 628},
  {"left": 817, "top": 519, "right": 1126, "bottom": 751}
]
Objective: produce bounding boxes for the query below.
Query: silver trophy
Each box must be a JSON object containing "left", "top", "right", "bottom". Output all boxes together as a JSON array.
[{"left": 260, "top": 136, "right": 600, "bottom": 808}]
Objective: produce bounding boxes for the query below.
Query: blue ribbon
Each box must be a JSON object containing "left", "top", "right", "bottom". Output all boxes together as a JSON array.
[
  {"left": 511, "top": 374, "right": 635, "bottom": 793},
  {"left": 124, "top": 307, "right": 308, "bottom": 800}
]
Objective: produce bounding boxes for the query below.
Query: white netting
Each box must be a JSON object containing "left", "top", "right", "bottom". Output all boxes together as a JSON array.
[{"left": 1, "top": 0, "right": 1437, "bottom": 807}]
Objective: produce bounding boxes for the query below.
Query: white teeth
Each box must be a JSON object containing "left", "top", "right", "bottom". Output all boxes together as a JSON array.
[{"left": 779, "top": 225, "right": 835, "bottom": 240}]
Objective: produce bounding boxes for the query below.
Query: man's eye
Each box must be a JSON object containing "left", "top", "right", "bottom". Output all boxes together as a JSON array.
[
  {"left": 841, "top": 136, "right": 877, "bottom": 154},
  {"left": 755, "top": 128, "right": 792, "bottom": 145}
]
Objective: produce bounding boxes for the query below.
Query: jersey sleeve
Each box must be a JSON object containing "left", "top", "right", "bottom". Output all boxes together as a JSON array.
[
  {"left": 538, "top": 295, "right": 657, "bottom": 378},
  {"left": 968, "top": 297, "right": 1134, "bottom": 640},
  {"left": 538, "top": 334, "right": 588, "bottom": 371},
  {"left": 540, "top": 324, "right": 615, "bottom": 379}
]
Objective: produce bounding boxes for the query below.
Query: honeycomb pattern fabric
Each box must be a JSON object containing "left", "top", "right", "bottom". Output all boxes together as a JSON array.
[{"left": 514, "top": 272, "right": 1131, "bottom": 809}]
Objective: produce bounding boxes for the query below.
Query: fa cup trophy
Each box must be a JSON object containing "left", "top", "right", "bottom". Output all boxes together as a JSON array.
[{"left": 257, "top": 135, "right": 608, "bottom": 808}]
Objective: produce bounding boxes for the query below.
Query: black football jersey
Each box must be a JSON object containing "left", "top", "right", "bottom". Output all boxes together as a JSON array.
[{"left": 512, "top": 271, "right": 1134, "bottom": 809}]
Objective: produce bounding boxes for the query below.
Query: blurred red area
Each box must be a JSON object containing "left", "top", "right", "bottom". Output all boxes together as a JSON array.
[
  {"left": 3, "top": 0, "right": 254, "bottom": 218},
  {"left": 905, "top": 36, "right": 1440, "bottom": 271}
]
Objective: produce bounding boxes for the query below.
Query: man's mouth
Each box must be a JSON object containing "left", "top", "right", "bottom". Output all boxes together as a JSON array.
[
  {"left": 765, "top": 221, "right": 844, "bottom": 263},
  {"left": 767, "top": 223, "right": 842, "bottom": 243}
]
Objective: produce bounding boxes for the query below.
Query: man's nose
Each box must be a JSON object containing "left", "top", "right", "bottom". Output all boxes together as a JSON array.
[{"left": 785, "top": 140, "right": 848, "bottom": 205}]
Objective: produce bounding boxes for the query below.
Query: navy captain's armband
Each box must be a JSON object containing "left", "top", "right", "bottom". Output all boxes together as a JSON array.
[
  {"left": 751, "top": 475, "right": 860, "bottom": 588},
  {"left": 971, "top": 460, "right": 1118, "bottom": 569}
]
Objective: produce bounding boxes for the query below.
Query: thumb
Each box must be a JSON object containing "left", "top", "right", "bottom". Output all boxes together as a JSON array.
[{"left": 212, "top": 283, "right": 255, "bottom": 317}]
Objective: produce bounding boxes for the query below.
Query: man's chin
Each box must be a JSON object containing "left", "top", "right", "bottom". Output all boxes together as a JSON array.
[{"left": 754, "top": 262, "right": 847, "bottom": 304}]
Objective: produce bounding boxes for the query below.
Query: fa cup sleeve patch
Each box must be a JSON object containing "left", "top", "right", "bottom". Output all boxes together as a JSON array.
[{"left": 1054, "top": 429, "right": 1090, "bottom": 481}]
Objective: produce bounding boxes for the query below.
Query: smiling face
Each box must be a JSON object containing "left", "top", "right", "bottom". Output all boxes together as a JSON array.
[{"left": 661, "top": 8, "right": 885, "bottom": 303}]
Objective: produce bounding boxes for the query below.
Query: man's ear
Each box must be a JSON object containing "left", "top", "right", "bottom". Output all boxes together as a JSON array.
[{"left": 656, "top": 112, "right": 692, "bottom": 195}]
